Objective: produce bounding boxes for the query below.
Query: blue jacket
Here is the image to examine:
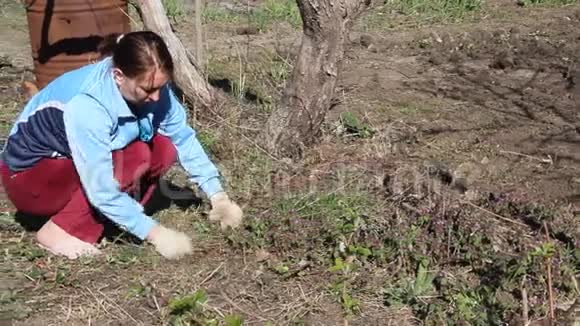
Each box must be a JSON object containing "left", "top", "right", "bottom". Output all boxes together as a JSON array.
[{"left": 2, "top": 57, "right": 224, "bottom": 240}]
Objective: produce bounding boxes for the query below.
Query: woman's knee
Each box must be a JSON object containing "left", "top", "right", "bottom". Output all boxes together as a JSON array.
[
  {"left": 150, "top": 134, "right": 177, "bottom": 175},
  {"left": 112, "top": 141, "right": 152, "bottom": 185}
]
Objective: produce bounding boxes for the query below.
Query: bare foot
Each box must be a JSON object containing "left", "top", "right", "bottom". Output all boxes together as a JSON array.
[{"left": 36, "top": 220, "right": 101, "bottom": 259}]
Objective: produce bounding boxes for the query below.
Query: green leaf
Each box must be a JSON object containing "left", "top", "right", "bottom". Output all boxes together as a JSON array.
[
  {"left": 224, "top": 314, "right": 244, "bottom": 326},
  {"left": 168, "top": 289, "right": 208, "bottom": 316}
]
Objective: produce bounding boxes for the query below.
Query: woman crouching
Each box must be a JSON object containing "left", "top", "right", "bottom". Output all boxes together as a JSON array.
[{"left": 0, "top": 31, "right": 242, "bottom": 260}]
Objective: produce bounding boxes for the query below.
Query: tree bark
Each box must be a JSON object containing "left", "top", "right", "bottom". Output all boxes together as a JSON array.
[
  {"left": 137, "top": 0, "right": 215, "bottom": 108},
  {"left": 262, "top": 0, "right": 371, "bottom": 158}
]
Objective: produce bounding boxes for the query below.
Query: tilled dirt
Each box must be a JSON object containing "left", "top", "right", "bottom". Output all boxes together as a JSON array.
[{"left": 327, "top": 4, "right": 580, "bottom": 209}]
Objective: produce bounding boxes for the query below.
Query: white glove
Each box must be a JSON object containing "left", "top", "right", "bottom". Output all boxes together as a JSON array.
[
  {"left": 209, "top": 192, "right": 243, "bottom": 230},
  {"left": 147, "top": 225, "right": 193, "bottom": 259}
]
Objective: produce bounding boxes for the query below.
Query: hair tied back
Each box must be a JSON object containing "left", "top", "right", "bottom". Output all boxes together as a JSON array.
[{"left": 116, "top": 34, "right": 125, "bottom": 44}]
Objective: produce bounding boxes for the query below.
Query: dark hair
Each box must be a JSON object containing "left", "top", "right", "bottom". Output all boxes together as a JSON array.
[{"left": 97, "top": 31, "right": 174, "bottom": 79}]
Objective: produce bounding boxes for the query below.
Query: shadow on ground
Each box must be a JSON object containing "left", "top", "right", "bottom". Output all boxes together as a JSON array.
[{"left": 8, "top": 180, "right": 203, "bottom": 243}]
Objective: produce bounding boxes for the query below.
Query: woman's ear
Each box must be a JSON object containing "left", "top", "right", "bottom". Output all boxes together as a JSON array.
[{"left": 112, "top": 68, "right": 125, "bottom": 85}]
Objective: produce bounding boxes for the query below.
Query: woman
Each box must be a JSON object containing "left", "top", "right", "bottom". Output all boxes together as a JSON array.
[{"left": 0, "top": 31, "right": 243, "bottom": 260}]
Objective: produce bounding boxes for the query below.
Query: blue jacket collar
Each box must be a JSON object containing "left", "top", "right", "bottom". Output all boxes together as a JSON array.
[
  {"left": 108, "top": 68, "right": 135, "bottom": 118},
  {"left": 90, "top": 56, "right": 136, "bottom": 119}
]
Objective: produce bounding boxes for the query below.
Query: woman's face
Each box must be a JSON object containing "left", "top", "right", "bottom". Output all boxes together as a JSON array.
[{"left": 113, "top": 66, "right": 169, "bottom": 107}]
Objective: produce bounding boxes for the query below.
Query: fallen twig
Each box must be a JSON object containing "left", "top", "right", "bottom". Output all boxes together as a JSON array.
[
  {"left": 85, "top": 287, "right": 117, "bottom": 321},
  {"left": 522, "top": 275, "right": 529, "bottom": 326},
  {"left": 199, "top": 262, "right": 224, "bottom": 286},
  {"left": 461, "top": 200, "right": 529, "bottom": 228},
  {"left": 220, "top": 290, "right": 268, "bottom": 322},
  {"left": 66, "top": 295, "right": 73, "bottom": 321},
  {"left": 148, "top": 291, "right": 161, "bottom": 314},
  {"left": 96, "top": 288, "right": 140, "bottom": 325},
  {"left": 499, "top": 150, "right": 553, "bottom": 164}
]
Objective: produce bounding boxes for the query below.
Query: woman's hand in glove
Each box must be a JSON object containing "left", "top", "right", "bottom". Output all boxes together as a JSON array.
[
  {"left": 209, "top": 192, "right": 243, "bottom": 230},
  {"left": 147, "top": 224, "right": 193, "bottom": 259}
]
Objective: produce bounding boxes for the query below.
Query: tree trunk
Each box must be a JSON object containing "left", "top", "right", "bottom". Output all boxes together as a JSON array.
[
  {"left": 137, "top": 0, "right": 215, "bottom": 108},
  {"left": 263, "top": 0, "right": 371, "bottom": 158}
]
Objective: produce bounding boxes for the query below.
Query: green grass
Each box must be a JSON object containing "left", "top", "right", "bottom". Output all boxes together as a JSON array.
[
  {"left": 335, "top": 111, "right": 376, "bottom": 139},
  {"left": 383, "top": 101, "right": 436, "bottom": 117},
  {"left": 387, "top": 0, "right": 482, "bottom": 18},
  {"left": 196, "top": 129, "right": 219, "bottom": 153},
  {"left": 363, "top": 0, "right": 579, "bottom": 30},
  {"left": 363, "top": 0, "right": 482, "bottom": 29},
  {"left": 273, "top": 192, "right": 377, "bottom": 315},
  {"left": 250, "top": 0, "right": 302, "bottom": 31},
  {"left": 223, "top": 183, "right": 580, "bottom": 322},
  {"left": 385, "top": 0, "right": 482, "bottom": 17},
  {"left": 202, "top": 5, "right": 240, "bottom": 24},
  {"left": 203, "top": 0, "right": 301, "bottom": 32},
  {"left": 273, "top": 192, "right": 373, "bottom": 226},
  {"left": 162, "top": 0, "right": 186, "bottom": 23},
  {"left": 205, "top": 49, "right": 291, "bottom": 105}
]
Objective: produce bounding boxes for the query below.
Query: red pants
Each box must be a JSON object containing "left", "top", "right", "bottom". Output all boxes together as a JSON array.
[{"left": 0, "top": 134, "right": 176, "bottom": 243}]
